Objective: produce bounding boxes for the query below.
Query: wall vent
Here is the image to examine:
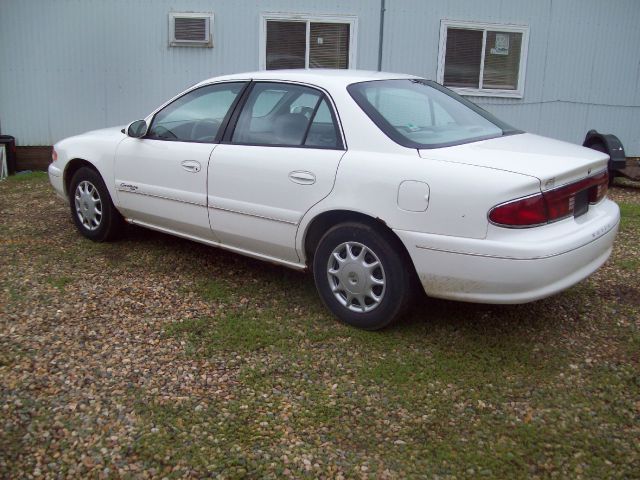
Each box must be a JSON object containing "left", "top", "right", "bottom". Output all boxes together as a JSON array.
[{"left": 169, "top": 12, "right": 213, "bottom": 47}]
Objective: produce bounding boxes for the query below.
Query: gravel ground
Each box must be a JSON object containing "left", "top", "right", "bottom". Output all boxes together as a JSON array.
[{"left": 1, "top": 172, "right": 639, "bottom": 479}]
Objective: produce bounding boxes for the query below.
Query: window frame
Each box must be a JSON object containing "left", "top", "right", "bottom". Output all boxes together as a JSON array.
[
  {"left": 259, "top": 12, "right": 358, "bottom": 70},
  {"left": 436, "top": 20, "right": 529, "bottom": 99},
  {"left": 168, "top": 12, "right": 214, "bottom": 48},
  {"left": 222, "top": 81, "right": 347, "bottom": 151}
]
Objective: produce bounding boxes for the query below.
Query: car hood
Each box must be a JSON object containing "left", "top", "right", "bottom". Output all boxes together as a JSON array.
[
  {"left": 77, "top": 125, "right": 126, "bottom": 139},
  {"left": 419, "top": 133, "right": 609, "bottom": 189},
  {"left": 56, "top": 125, "right": 126, "bottom": 148}
]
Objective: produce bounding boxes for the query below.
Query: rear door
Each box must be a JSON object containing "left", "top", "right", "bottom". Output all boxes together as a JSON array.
[{"left": 208, "top": 81, "right": 345, "bottom": 263}]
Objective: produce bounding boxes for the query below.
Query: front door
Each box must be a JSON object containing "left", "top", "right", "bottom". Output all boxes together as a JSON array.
[
  {"left": 208, "top": 82, "right": 345, "bottom": 263},
  {"left": 114, "top": 81, "right": 247, "bottom": 240}
]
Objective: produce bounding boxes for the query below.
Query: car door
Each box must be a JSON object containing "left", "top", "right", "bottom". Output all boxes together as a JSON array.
[
  {"left": 114, "top": 81, "right": 247, "bottom": 240},
  {"left": 208, "top": 81, "right": 346, "bottom": 263}
]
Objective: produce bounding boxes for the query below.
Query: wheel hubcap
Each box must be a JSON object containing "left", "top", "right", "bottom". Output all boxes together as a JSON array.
[
  {"left": 327, "top": 241, "right": 386, "bottom": 313},
  {"left": 74, "top": 180, "right": 102, "bottom": 231}
]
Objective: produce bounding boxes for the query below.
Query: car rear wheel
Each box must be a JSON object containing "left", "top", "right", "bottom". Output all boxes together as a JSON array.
[
  {"left": 69, "top": 167, "right": 124, "bottom": 242},
  {"left": 313, "top": 222, "right": 414, "bottom": 330}
]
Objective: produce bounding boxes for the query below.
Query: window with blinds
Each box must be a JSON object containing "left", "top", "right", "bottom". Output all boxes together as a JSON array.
[
  {"left": 309, "top": 23, "right": 350, "bottom": 69},
  {"left": 264, "top": 16, "right": 354, "bottom": 70},
  {"left": 438, "top": 21, "right": 528, "bottom": 98},
  {"left": 266, "top": 21, "right": 306, "bottom": 69},
  {"left": 443, "top": 29, "right": 483, "bottom": 88}
]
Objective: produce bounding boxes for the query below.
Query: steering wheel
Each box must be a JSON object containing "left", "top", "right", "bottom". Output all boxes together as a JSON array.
[
  {"left": 190, "top": 119, "right": 221, "bottom": 142},
  {"left": 396, "top": 125, "right": 437, "bottom": 134},
  {"left": 152, "top": 125, "right": 178, "bottom": 140}
]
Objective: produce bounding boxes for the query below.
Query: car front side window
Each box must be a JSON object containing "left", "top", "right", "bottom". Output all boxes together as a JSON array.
[{"left": 147, "top": 82, "right": 246, "bottom": 143}]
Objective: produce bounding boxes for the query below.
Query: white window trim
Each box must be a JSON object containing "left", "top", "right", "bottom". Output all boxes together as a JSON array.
[
  {"left": 259, "top": 12, "right": 358, "bottom": 70},
  {"left": 437, "top": 20, "right": 529, "bottom": 99},
  {"left": 169, "top": 12, "right": 214, "bottom": 48}
]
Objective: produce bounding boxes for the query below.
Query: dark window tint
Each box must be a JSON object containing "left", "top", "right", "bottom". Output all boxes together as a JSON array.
[
  {"left": 443, "top": 28, "right": 483, "bottom": 88},
  {"left": 266, "top": 21, "right": 306, "bottom": 70},
  {"left": 148, "top": 82, "right": 246, "bottom": 142}
]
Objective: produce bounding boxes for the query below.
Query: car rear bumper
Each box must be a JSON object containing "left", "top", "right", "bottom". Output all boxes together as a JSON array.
[
  {"left": 48, "top": 163, "right": 66, "bottom": 201},
  {"left": 395, "top": 199, "right": 620, "bottom": 304}
]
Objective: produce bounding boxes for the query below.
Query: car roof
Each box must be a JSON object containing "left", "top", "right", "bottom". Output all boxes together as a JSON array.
[{"left": 195, "top": 69, "right": 421, "bottom": 90}]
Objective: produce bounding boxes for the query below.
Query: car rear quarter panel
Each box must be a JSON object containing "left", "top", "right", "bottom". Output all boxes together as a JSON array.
[{"left": 296, "top": 149, "right": 542, "bottom": 257}]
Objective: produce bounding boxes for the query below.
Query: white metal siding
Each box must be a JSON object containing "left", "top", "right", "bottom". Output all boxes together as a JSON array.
[
  {"left": 1, "top": 0, "right": 639, "bottom": 154},
  {"left": 0, "top": 0, "right": 379, "bottom": 146},
  {"left": 383, "top": 0, "right": 640, "bottom": 154}
]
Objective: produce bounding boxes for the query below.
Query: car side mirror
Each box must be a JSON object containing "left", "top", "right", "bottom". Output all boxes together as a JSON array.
[{"left": 126, "top": 120, "right": 148, "bottom": 138}]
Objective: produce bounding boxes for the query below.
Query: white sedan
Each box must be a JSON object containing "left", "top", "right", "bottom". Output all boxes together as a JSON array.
[{"left": 48, "top": 70, "right": 620, "bottom": 329}]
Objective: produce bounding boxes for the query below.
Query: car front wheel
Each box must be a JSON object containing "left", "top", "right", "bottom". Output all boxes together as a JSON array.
[
  {"left": 69, "top": 167, "right": 124, "bottom": 242},
  {"left": 313, "top": 222, "right": 414, "bottom": 330}
]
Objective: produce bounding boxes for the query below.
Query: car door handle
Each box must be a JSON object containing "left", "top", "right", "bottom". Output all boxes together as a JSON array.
[
  {"left": 181, "top": 160, "right": 201, "bottom": 173},
  {"left": 288, "top": 170, "right": 316, "bottom": 185}
]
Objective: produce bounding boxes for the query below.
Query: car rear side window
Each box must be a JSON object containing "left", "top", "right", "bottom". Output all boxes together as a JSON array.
[
  {"left": 304, "top": 98, "right": 340, "bottom": 148},
  {"left": 147, "top": 82, "right": 246, "bottom": 143},
  {"left": 231, "top": 82, "right": 342, "bottom": 149}
]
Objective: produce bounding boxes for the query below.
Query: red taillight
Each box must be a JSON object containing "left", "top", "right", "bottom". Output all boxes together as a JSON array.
[
  {"left": 488, "top": 193, "right": 548, "bottom": 227},
  {"left": 489, "top": 170, "right": 608, "bottom": 228},
  {"left": 52, "top": 148, "right": 58, "bottom": 163}
]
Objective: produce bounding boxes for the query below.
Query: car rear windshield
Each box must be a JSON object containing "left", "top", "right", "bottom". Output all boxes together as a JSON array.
[{"left": 347, "top": 79, "right": 520, "bottom": 149}]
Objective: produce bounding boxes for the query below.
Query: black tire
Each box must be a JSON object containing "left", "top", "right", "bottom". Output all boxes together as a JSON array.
[
  {"left": 68, "top": 167, "right": 124, "bottom": 242},
  {"left": 589, "top": 142, "right": 615, "bottom": 186},
  {"left": 313, "top": 222, "right": 414, "bottom": 330}
]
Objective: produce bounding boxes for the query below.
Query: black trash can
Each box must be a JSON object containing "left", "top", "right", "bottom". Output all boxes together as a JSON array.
[{"left": 0, "top": 135, "right": 16, "bottom": 175}]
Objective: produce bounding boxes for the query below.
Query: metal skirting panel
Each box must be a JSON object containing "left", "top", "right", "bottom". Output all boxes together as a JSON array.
[{"left": 15, "top": 147, "right": 52, "bottom": 171}]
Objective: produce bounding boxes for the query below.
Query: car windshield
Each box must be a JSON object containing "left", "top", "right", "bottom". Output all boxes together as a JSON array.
[{"left": 347, "top": 79, "right": 520, "bottom": 149}]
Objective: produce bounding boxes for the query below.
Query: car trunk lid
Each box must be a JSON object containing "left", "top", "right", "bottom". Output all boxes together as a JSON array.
[{"left": 419, "top": 133, "right": 609, "bottom": 190}]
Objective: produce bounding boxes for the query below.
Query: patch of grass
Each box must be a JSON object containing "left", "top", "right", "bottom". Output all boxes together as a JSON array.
[
  {"left": 45, "top": 275, "right": 72, "bottom": 290},
  {"left": 165, "top": 308, "right": 339, "bottom": 355},
  {"left": 616, "top": 257, "right": 640, "bottom": 271},
  {"left": 132, "top": 397, "right": 287, "bottom": 478},
  {"left": 5, "top": 171, "right": 48, "bottom": 182},
  {"left": 165, "top": 313, "right": 291, "bottom": 354},
  {"left": 619, "top": 202, "right": 640, "bottom": 229},
  {"left": 196, "top": 279, "right": 236, "bottom": 302}
]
